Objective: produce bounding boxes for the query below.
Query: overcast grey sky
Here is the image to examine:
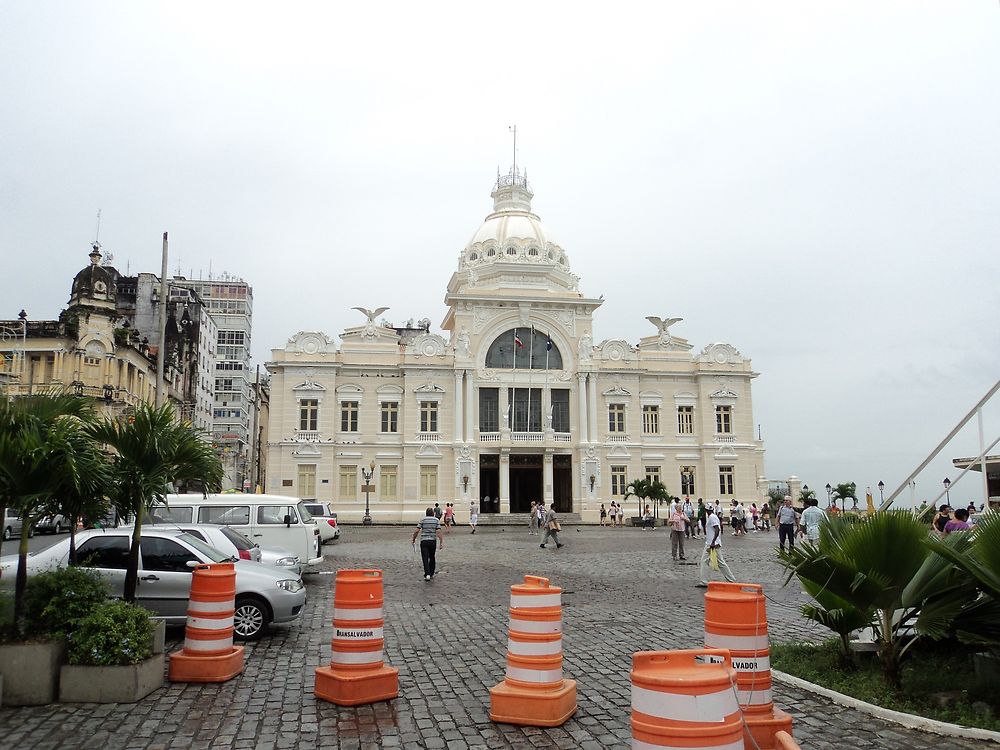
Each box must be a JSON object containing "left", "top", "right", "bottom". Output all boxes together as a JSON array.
[{"left": 2, "top": 2, "right": 998, "bottom": 506}]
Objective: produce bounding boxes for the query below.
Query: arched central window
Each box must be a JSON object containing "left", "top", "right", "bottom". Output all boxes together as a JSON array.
[{"left": 485, "top": 328, "right": 564, "bottom": 370}]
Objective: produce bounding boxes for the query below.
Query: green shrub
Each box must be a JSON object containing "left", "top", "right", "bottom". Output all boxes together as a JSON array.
[
  {"left": 68, "top": 600, "right": 153, "bottom": 666},
  {"left": 23, "top": 566, "right": 108, "bottom": 636}
]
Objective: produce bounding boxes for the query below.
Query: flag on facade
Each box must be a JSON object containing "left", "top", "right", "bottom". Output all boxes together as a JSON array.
[
  {"left": 514, "top": 334, "right": 524, "bottom": 348},
  {"left": 546, "top": 337, "right": 553, "bottom": 351}
]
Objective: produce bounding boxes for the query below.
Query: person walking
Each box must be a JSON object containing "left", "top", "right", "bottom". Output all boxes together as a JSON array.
[
  {"left": 540, "top": 503, "right": 563, "bottom": 549},
  {"left": 608, "top": 501, "right": 618, "bottom": 528},
  {"left": 696, "top": 498, "right": 707, "bottom": 538},
  {"left": 411, "top": 507, "right": 444, "bottom": 581},
  {"left": 682, "top": 497, "right": 695, "bottom": 539},
  {"left": 599, "top": 503, "right": 607, "bottom": 527},
  {"left": 777, "top": 496, "right": 798, "bottom": 553},
  {"left": 529, "top": 500, "right": 539, "bottom": 535},
  {"left": 800, "top": 497, "right": 825, "bottom": 544},
  {"left": 697, "top": 504, "right": 736, "bottom": 587},
  {"left": 469, "top": 499, "right": 479, "bottom": 534},
  {"left": 761, "top": 501, "right": 771, "bottom": 531},
  {"left": 443, "top": 502, "right": 454, "bottom": 533},
  {"left": 669, "top": 502, "right": 686, "bottom": 560},
  {"left": 433, "top": 503, "right": 443, "bottom": 522}
]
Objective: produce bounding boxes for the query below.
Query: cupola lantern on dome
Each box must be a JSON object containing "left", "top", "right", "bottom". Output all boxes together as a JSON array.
[{"left": 491, "top": 166, "right": 533, "bottom": 213}]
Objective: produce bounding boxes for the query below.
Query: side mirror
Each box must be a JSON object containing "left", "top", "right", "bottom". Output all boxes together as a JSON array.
[
  {"left": 185, "top": 560, "right": 201, "bottom": 569},
  {"left": 284, "top": 514, "right": 292, "bottom": 527}
]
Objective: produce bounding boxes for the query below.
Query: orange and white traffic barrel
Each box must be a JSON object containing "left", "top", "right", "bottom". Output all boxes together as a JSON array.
[
  {"left": 315, "top": 569, "right": 398, "bottom": 706},
  {"left": 489, "top": 575, "right": 577, "bottom": 727},
  {"left": 702, "top": 582, "right": 794, "bottom": 750},
  {"left": 631, "top": 649, "right": 744, "bottom": 750},
  {"left": 703, "top": 582, "right": 772, "bottom": 713},
  {"left": 169, "top": 562, "right": 245, "bottom": 682}
]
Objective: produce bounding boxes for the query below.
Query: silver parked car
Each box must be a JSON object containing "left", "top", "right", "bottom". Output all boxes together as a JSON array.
[
  {"left": 35, "top": 513, "right": 70, "bottom": 534},
  {"left": 0, "top": 528, "right": 307, "bottom": 640},
  {"left": 2, "top": 508, "right": 33, "bottom": 541},
  {"left": 303, "top": 502, "right": 340, "bottom": 543},
  {"left": 141, "top": 522, "right": 301, "bottom": 575}
]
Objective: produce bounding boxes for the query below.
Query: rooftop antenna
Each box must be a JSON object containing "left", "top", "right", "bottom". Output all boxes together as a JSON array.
[
  {"left": 93, "top": 209, "right": 102, "bottom": 248},
  {"left": 509, "top": 124, "right": 517, "bottom": 178}
]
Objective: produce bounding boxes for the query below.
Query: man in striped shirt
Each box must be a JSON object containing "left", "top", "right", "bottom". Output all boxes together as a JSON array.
[{"left": 411, "top": 507, "right": 445, "bottom": 581}]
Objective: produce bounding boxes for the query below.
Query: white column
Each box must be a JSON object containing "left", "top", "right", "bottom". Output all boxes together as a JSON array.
[
  {"left": 453, "top": 371, "right": 463, "bottom": 442},
  {"left": 499, "top": 452, "right": 510, "bottom": 513},
  {"left": 588, "top": 373, "right": 599, "bottom": 444},
  {"left": 500, "top": 385, "right": 510, "bottom": 435},
  {"left": 464, "top": 371, "right": 474, "bottom": 442},
  {"left": 543, "top": 452, "right": 554, "bottom": 505},
  {"left": 542, "top": 386, "right": 552, "bottom": 435},
  {"left": 577, "top": 374, "right": 588, "bottom": 443}
]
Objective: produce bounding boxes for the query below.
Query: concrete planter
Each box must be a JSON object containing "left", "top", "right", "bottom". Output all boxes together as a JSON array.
[
  {"left": 60, "top": 652, "right": 165, "bottom": 703},
  {"left": 0, "top": 640, "right": 66, "bottom": 705},
  {"left": 149, "top": 620, "right": 166, "bottom": 655}
]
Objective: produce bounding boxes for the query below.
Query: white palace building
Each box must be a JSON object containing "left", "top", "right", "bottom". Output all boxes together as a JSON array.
[{"left": 265, "top": 170, "right": 767, "bottom": 522}]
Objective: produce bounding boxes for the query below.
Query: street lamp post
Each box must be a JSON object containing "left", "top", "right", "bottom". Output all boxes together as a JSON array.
[
  {"left": 943, "top": 477, "right": 951, "bottom": 504},
  {"left": 877, "top": 480, "right": 884, "bottom": 505},
  {"left": 361, "top": 460, "right": 376, "bottom": 526},
  {"left": 825, "top": 483, "right": 832, "bottom": 509}
]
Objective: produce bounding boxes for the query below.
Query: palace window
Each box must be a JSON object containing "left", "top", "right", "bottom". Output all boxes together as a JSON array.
[
  {"left": 479, "top": 388, "right": 499, "bottom": 432},
  {"left": 681, "top": 466, "right": 696, "bottom": 496},
  {"left": 642, "top": 405, "right": 659, "bottom": 435},
  {"left": 484, "top": 329, "right": 564, "bottom": 370},
  {"left": 380, "top": 401, "right": 398, "bottom": 433},
  {"left": 716, "top": 405, "right": 732, "bottom": 435},
  {"left": 299, "top": 399, "right": 318, "bottom": 431},
  {"left": 341, "top": 401, "right": 359, "bottom": 432},
  {"left": 420, "top": 466, "right": 438, "bottom": 500},
  {"left": 645, "top": 466, "right": 661, "bottom": 485},
  {"left": 379, "top": 465, "right": 398, "bottom": 500},
  {"left": 509, "top": 388, "right": 542, "bottom": 432},
  {"left": 297, "top": 464, "right": 316, "bottom": 499},
  {"left": 611, "top": 466, "right": 628, "bottom": 497},
  {"left": 420, "top": 401, "right": 438, "bottom": 433},
  {"left": 719, "top": 465, "right": 734, "bottom": 496},
  {"left": 677, "top": 406, "right": 694, "bottom": 434},
  {"left": 608, "top": 404, "right": 626, "bottom": 433},
  {"left": 551, "top": 389, "right": 570, "bottom": 432},
  {"left": 339, "top": 465, "right": 357, "bottom": 500}
]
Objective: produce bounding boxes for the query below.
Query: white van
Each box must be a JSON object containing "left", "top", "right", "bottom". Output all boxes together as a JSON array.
[{"left": 153, "top": 494, "right": 323, "bottom": 566}]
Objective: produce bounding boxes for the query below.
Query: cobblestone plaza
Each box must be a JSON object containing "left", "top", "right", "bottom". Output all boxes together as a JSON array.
[{"left": 0, "top": 525, "right": 990, "bottom": 750}]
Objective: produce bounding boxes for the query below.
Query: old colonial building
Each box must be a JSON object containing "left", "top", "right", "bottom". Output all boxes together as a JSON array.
[{"left": 265, "top": 170, "right": 766, "bottom": 522}]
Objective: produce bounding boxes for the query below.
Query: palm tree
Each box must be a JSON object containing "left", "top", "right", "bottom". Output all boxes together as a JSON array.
[
  {"left": 625, "top": 478, "right": 669, "bottom": 521},
  {"left": 831, "top": 482, "right": 857, "bottom": 510},
  {"left": 87, "top": 402, "right": 224, "bottom": 601},
  {"left": 781, "top": 510, "right": 974, "bottom": 686},
  {"left": 0, "top": 393, "right": 96, "bottom": 630}
]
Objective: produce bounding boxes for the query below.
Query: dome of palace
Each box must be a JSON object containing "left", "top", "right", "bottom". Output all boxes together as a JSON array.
[{"left": 458, "top": 170, "right": 571, "bottom": 271}]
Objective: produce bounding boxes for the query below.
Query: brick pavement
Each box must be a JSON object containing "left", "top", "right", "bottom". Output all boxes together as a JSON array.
[{"left": 0, "top": 524, "right": 991, "bottom": 749}]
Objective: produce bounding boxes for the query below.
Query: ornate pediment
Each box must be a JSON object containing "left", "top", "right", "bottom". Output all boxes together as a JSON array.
[
  {"left": 292, "top": 379, "right": 327, "bottom": 392},
  {"left": 697, "top": 342, "right": 745, "bottom": 365},
  {"left": 407, "top": 332, "right": 448, "bottom": 358},
  {"left": 602, "top": 385, "right": 632, "bottom": 397},
  {"left": 416, "top": 443, "right": 443, "bottom": 458},
  {"left": 710, "top": 387, "right": 739, "bottom": 400},
  {"left": 285, "top": 331, "right": 335, "bottom": 355},
  {"left": 414, "top": 383, "right": 446, "bottom": 393},
  {"left": 597, "top": 338, "right": 636, "bottom": 362}
]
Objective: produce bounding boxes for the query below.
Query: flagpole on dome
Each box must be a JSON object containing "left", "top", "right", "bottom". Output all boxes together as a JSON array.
[{"left": 527, "top": 325, "right": 535, "bottom": 433}]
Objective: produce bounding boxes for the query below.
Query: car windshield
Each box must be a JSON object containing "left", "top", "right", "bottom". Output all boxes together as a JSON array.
[
  {"left": 174, "top": 532, "right": 231, "bottom": 563},
  {"left": 220, "top": 526, "right": 255, "bottom": 551},
  {"left": 297, "top": 502, "right": 314, "bottom": 522}
]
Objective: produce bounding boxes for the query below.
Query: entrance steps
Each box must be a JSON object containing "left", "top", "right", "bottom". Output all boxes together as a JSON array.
[{"left": 476, "top": 512, "right": 583, "bottom": 526}]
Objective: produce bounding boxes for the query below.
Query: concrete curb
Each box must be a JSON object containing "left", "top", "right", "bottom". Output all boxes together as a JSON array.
[{"left": 772, "top": 669, "right": 1000, "bottom": 745}]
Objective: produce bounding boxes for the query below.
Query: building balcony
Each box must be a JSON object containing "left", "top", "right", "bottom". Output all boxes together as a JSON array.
[
  {"left": 295, "top": 430, "right": 321, "bottom": 442},
  {"left": 714, "top": 435, "right": 736, "bottom": 443},
  {"left": 606, "top": 434, "right": 631, "bottom": 443},
  {"left": 416, "top": 432, "right": 442, "bottom": 443},
  {"left": 553, "top": 432, "right": 571, "bottom": 442},
  {"left": 511, "top": 432, "right": 544, "bottom": 443},
  {"left": 479, "top": 432, "right": 501, "bottom": 443}
]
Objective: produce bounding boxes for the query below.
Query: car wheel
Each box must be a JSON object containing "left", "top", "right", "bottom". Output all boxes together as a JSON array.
[{"left": 233, "top": 596, "right": 270, "bottom": 641}]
